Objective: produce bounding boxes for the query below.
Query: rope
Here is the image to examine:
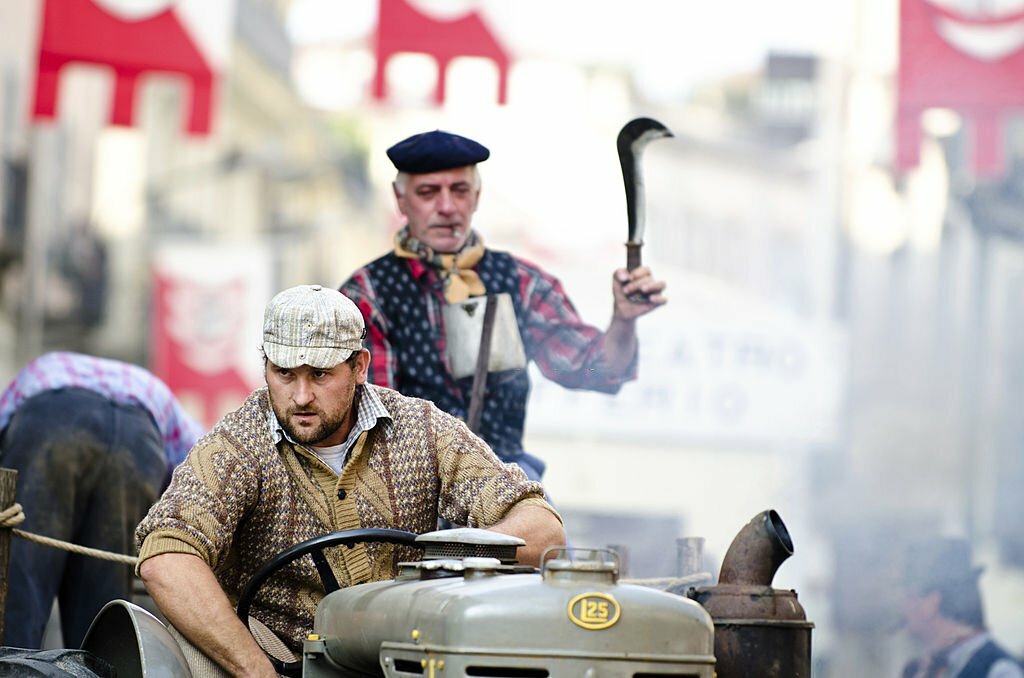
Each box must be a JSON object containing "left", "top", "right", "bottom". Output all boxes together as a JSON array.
[{"left": 0, "top": 502, "right": 139, "bottom": 567}]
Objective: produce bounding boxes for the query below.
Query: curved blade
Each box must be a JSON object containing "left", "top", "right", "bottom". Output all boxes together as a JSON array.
[{"left": 617, "top": 117, "right": 673, "bottom": 258}]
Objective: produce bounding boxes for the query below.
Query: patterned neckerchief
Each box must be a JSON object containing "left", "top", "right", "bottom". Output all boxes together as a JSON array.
[{"left": 394, "top": 225, "right": 486, "bottom": 302}]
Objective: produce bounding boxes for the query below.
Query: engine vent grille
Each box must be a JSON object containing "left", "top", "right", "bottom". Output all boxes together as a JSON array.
[
  {"left": 422, "top": 542, "right": 520, "bottom": 564},
  {"left": 414, "top": 527, "right": 526, "bottom": 565}
]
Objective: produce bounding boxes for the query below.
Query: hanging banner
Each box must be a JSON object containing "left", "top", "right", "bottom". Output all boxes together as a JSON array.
[
  {"left": 31, "top": 0, "right": 235, "bottom": 134},
  {"left": 151, "top": 239, "right": 270, "bottom": 427},
  {"left": 897, "top": 0, "right": 1024, "bottom": 176},
  {"left": 373, "top": 0, "right": 510, "bottom": 104}
]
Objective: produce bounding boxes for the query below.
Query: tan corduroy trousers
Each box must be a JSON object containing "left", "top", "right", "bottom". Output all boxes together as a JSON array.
[{"left": 167, "top": 619, "right": 297, "bottom": 677}]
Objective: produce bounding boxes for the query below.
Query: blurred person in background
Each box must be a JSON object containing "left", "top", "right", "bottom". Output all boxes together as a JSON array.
[
  {"left": 340, "top": 130, "right": 667, "bottom": 481},
  {"left": 58, "top": 222, "right": 109, "bottom": 330},
  {"left": 901, "top": 537, "right": 1024, "bottom": 678},
  {"left": 0, "top": 351, "right": 203, "bottom": 648}
]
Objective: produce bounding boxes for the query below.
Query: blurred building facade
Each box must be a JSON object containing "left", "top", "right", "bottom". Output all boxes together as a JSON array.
[
  {"left": 0, "top": 0, "right": 372, "bottom": 413},
  {"left": 820, "top": 0, "right": 1024, "bottom": 674}
]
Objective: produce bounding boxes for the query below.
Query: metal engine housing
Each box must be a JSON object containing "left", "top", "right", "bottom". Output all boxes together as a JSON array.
[{"left": 303, "top": 543, "right": 715, "bottom": 678}]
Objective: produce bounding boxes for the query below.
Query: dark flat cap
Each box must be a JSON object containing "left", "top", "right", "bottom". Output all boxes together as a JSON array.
[
  {"left": 903, "top": 537, "right": 983, "bottom": 591},
  {"left": 386, "top": 130, "right": 490, "bottom": 173}
]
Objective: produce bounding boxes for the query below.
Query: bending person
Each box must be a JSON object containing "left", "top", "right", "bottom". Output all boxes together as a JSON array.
[{"left": 0, "top": 351, "right": 203, "bottom": 648}]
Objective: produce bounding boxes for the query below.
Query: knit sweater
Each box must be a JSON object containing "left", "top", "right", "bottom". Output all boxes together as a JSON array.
[{"left": 135, "top": 384, "right": 555, "bottom": 649}]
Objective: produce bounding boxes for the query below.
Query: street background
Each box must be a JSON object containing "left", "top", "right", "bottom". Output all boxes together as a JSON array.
[{"left": 2, "top": 0, "right": 1024, "bottom": 674}]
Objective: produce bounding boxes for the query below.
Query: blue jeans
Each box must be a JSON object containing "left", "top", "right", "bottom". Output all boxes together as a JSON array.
[{"left": 0, "top": 388, "right": 166, "bottom": 649}]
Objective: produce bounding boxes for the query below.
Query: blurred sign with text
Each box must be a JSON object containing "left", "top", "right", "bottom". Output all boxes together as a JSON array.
[{"left": 527, "top": 294, "right": 847, "bottom": 449}]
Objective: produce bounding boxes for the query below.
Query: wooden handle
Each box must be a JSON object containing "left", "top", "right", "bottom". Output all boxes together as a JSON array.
[
  {"left": 626, "top": 241, "right": 643, "bottom": 271},
  {"left": 624, "top": 242, "right": 648, "bottom": 303},
  {"left": 0, "top": 467, "right": 18, "bottom": 644}
]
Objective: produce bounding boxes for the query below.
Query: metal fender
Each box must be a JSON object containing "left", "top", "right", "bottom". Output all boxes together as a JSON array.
[{"left": 81, "top": 599, "right": 192, "bottom": 678}]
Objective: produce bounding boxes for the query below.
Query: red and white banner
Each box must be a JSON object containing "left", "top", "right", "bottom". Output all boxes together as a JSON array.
[
  {"left": 151, "top": 240, "right": 270, "bottom": 427},
  {"left": 897, "top": 0, "right": 1024, "bottom": 176},
  {"left": 373, "top": 0, "right": 510, "bottom": 105},
  {"left": 32, "top": 0, "right": 235, "bottom": 135}
]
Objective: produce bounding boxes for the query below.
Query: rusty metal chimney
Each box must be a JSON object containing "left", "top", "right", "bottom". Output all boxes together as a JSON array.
[{"left": 688, "top": 510, "right": 814, "bottom": 678}]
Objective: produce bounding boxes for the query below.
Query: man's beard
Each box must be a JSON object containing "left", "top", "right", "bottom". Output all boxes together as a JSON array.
[{"left": 272, "top": 401, "right": 346, "bottom": 445}]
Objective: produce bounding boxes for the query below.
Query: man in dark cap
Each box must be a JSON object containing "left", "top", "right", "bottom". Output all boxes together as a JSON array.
[
  {"left": 340, "top": 130, "right": 666, "bottom": 480},
  {"left": 901, "top": 537, "right": 1023, "bottom": 678}
]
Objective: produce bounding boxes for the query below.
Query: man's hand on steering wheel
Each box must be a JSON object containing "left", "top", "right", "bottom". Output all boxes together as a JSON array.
[{"left": 235, "top": 528, "right": 421, "bottom": 677}]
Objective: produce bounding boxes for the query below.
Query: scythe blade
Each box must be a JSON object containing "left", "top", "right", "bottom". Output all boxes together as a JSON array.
[{"left": 617, "top": 117, "right": 673, "bottom": 271}]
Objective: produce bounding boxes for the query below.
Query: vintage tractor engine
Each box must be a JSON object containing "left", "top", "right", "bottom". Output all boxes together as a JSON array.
[
  {"left": 302, "top": 530, "right": 715, "bottom": 677},
  {"left": 80, "top": 510, "right": 811, "bottom": 677}
]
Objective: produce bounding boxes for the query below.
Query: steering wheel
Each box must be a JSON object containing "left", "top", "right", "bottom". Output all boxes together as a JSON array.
[{"left": 236, "top": 528, "right": 421, "bottom": 677}]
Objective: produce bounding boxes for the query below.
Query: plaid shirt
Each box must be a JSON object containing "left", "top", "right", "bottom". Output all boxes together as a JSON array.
[
  {"left": 341, "top": 250, "right": 636, "bottom": 462},
  {"left": 0, "top": 351, "right": 203, "bottom": 469}
]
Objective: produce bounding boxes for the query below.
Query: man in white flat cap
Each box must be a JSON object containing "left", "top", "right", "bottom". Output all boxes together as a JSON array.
[{"left": 136, "top": 284, "right": 564, "bottom": 678}]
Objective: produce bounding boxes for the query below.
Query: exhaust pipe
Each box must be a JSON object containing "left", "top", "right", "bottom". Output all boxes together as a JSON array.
[
  {"left": 718, "top": 509, "right": 794, "bottom": 586},
  {"left": 687, "top": 510, "right": 813, "bottom": 678}
]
